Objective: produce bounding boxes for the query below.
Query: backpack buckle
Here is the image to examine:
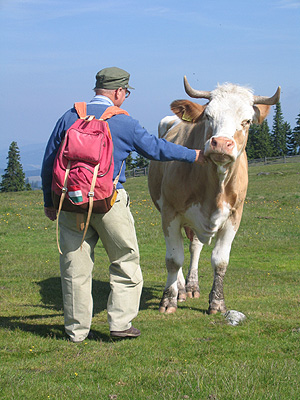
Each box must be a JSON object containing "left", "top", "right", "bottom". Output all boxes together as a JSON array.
[
  {"left": 88, "top": 191, "right": 95, "bottom": 197},
  {"left": 85, "top": 115, "right": 95, "bottom": 122}
]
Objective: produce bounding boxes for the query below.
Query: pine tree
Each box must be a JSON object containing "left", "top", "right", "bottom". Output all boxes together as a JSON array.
[
  {"left": 25, "top": 178, "right": 32, "bottom": 191},
  {"left": 125, "top": 152, "right": 134, "bottom": 170},
  {"left": 246, "top": 124, "right": 257, "bottom": 159},
  {"left": 271, "top": 102, "right": 287, "bottom": 156},
  {"left": 246, "top": 120, "right": 273, "bottom": 159},
  {"left": 256, "top": 120, "right": 274, "bottom": 158},
  {"left": 293, "top": 113, "right": 300, "bottom": 155},
  {"left": 0, "top": 141, "right": 26, "bottom": 192},
  {"left": 285, "top": 122, "right": 296, "bottom": 156},
  {"left": 134, "top": 154, "right": 149, "bottom": 169}
]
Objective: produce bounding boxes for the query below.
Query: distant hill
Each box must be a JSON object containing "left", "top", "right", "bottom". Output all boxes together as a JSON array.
[
  {"left": 0, "top": 169, "right": 41, "bottom": 178},
  {"left": 25, "top": 169, "right": 41, "bottom": 178}
]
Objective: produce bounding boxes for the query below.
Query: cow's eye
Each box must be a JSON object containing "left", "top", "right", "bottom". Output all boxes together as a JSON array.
[{"left": 242, "top": 120, "right": 251, "bottom": 128}]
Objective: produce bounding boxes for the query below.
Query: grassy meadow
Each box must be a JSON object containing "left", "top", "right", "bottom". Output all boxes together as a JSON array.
[{"left": 0, "top": 161, "right": 299, "bottom": 399}]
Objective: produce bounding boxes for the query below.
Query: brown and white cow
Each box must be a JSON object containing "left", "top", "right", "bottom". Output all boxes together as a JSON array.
[{"left": 148, "top": 77, "right": 280, "bottom": 314}]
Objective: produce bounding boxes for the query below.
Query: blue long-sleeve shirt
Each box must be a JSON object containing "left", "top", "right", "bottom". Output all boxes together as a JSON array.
[{"left": 41, "top": 95, "right": 197, "bottom": 207}]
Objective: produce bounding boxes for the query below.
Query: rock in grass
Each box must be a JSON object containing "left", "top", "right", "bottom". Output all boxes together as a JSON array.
[{"left": 223, "top": 310, "right": 246, "bottom": 326}]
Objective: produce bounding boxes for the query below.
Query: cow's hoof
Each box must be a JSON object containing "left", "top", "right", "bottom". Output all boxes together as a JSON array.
[
  {"left": 208, "top": 305, "right": 226, "bottom": 314},
  {"left": 159, "top": 292, "right": 177, "bottom": 313},
  {"left": 165, "top": 306, "right": 177, "bottom": 314},
  {"left": 178, "top": 293, "right": 187, "bottom": 302},
  {"left": 159, "top": 306, "right": 177, "bottom": 314},
  {"left": 186, "top": 290, "right": 200, "bottom": 299}
]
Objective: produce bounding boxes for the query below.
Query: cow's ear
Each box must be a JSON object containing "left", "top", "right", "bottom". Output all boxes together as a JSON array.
[
  {"left": 253, "top": 105, "right": 271, "bottom": 124},
  {"left": 170, "top": 100, "right": 206, "bottom": 123}
]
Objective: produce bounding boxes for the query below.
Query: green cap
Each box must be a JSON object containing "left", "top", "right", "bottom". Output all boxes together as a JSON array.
[{"left": 94, "top": 67, "right": 134, "bottom": 90}]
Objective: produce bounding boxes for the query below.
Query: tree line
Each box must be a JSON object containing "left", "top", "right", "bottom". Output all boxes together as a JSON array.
[
  {"left": 247, "top": 102, "right": 300, "bottom": 159},
  {"left": 1, "top": 102, "right": 299, "bottom": 192}
]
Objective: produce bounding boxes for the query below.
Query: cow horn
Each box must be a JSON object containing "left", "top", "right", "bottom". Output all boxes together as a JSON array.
[
  {"left": 183, "top": 76, "right": 211, "bottom": 99},
  {"left": 253, "top": 86, "right": 281, "bottom": 105}
]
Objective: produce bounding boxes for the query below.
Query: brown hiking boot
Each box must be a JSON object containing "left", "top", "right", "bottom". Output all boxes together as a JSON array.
[{"left": 110, "top": 326, "right": 141, "bottom": 338}]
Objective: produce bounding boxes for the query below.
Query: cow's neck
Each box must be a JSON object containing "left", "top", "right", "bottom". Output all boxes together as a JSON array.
[
  {"left": 205, "top": 155, "right": 242, "bottom": 211},
  {"left": 216, "top": 164, "right": 230, "bottom": 185}
]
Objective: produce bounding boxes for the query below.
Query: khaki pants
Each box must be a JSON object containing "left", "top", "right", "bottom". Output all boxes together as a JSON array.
[{"left": 59, "top": 189, "right": 143, "bottom": 342}]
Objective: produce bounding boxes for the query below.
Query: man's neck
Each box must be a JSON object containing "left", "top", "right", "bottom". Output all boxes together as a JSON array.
[{"left": 88, "top": 95, "right": 114, "bottom": 106}]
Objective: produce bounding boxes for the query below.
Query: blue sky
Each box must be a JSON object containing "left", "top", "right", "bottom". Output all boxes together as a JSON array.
[{"left": 1, "top": 0, "right": 300, "bottom": 168}]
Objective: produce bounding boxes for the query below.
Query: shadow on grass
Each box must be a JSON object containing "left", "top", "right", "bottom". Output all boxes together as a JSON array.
[
  {"left": 37, "top": 277, "right": 164, "bottom": 314},
  {"left": 0, "top": 313, "right": 67, "bottom": 340},
  {"left": 0, "top": 277, "right": 171, "bottom": 342}
]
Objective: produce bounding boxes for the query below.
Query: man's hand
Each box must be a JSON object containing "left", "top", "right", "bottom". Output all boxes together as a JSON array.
[
  {"left": 194, "top": 150, "right": 207, "bottom": 165},
  {"left": 44, "top": 207, "right": 57, "bottom": 221}
]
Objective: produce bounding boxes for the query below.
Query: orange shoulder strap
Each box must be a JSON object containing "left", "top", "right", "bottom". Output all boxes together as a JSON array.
[
  {"left": 74, "top": 102, "right": 87, "bottom": 119},
  {"left": 100, "top": 106, "right": 129, "bottom": 120}
]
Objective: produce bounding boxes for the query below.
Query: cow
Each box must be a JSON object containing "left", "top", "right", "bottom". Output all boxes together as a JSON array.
[{"left": 148, "top": 76, "right": 280, "bottom": 314}]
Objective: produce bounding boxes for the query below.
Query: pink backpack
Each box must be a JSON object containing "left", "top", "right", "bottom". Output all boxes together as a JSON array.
[{"left": 52, "top": 102, "right": 129, "bottom": 252}]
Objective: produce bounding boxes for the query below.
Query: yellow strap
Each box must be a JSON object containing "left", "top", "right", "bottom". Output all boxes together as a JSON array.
[
  {"left": 110, "top": 189, "right": 118, "bottom": 207},
  {"left": 80, "top": 163, "right": 100, "bottom": 249},
  {"left": 56, "top": 161, "right": 71, "bottom": 254}
]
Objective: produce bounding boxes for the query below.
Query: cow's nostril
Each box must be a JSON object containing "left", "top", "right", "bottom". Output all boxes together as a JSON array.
[
  {"left": 210, "top": 137, "right": 235, "bottom": 153},
  {"left": 211, "top": 138, "right": 218, "bottom": 147}
]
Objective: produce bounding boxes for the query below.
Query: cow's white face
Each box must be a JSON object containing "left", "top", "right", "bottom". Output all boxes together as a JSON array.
[
  {"left": 170, "top": 82, "right": 274, "bottom": 168},
  {"left": 203, "top": 84, "right": 255, "bottom": 166}
]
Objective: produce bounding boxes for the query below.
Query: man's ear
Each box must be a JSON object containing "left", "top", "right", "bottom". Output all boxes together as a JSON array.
[{"left": 253, "top": 105, "right": 271, "bottom": 124}]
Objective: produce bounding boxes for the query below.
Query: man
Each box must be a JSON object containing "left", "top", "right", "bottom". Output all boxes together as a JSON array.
[{"left": 41, "top": 67, "right": 205, "bottom": 342}]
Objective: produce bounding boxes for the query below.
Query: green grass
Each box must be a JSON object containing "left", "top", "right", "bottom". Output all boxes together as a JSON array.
[{"left": 0, "top": 162, "right": 299, "bottom": 399}]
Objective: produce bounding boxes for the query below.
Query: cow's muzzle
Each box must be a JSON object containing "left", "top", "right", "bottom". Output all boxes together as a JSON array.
[{"left": 205, "top": 136, "right": 236, "bottom": 165}]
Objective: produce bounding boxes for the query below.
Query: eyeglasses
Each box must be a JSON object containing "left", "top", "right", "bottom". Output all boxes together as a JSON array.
[{"left": 116, "top": 88, "right": 131, "bottom": 99}]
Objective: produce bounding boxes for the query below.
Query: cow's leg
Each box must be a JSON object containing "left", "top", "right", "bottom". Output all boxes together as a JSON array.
[
  {"left": 177, "top": 227, "right": 202, "bottom": 302},
  {"left": 177, "top": 267, "right": 187, "bottom": 302},
  {"left": 159, "top": 218, "right": 184, "bottom": 314},
  {"left": 185, "top": 235, "right": 203, "bottom": 299},
  {"left": 178, "top": 235, "right": 203, "bottom": 302},
  {"left": 209, "top": 221, "right": 237, "bottom": 314}
]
